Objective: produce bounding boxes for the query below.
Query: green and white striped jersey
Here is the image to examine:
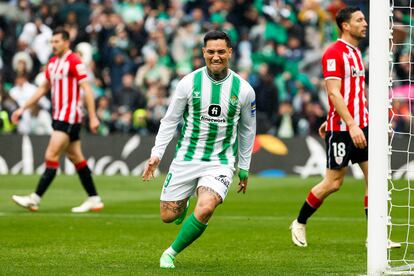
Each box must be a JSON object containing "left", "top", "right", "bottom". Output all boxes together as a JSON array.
[{"left": 151, "top": 67, "right": 256, "bottom": 170}]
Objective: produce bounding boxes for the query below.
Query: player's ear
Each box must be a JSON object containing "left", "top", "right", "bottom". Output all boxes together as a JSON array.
[
  {"left": 342, "top": 21, "right": 350, "bottom": 32},
  {"left": 228, "top": 47, "right": 233, "bottom": 57}
]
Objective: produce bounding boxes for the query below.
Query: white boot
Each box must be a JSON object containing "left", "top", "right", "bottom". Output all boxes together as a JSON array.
[
  {"left": 12, "top": 193, "right": 40, "bottom": 211},
  {"left": 290, "top": 219, "right": 308, "bottom": 247},
  {"left": 71, "top": 196, "right": 104, "bottom": 213}
]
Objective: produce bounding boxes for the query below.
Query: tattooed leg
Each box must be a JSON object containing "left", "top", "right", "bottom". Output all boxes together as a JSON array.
[
  {"left": 194, "top": 186, "right": 222, "bottom": 224},
  {"left": 160, "top": 198, "right": 189, "bottom": 223}
]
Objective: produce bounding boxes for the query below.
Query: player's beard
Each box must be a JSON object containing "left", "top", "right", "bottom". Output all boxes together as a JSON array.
[
  {"left": 53, "top": 48, "right": 63, "bottom": 56},
  {"left": 351, "top": 29, "right": 366, "bottom": 42}
]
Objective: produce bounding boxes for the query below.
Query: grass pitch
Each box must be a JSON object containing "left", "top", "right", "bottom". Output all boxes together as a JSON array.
[{"left": 0, "top": 175, "right": 369, "bottom": 275}]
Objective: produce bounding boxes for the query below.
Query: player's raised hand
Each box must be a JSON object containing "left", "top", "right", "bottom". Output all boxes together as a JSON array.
[
  {"left": 142, "top": 156, "right": 161, "bottom": 181},
  {"left": 89, "top": 116, "right": 100, "bottom": 134},
  {"left": 349, "top": 125, "right": 367, "bottom": 149},
  {"left": 318, "top": 121, "right": 327, "bottom": 139},
  {"left": 11, "top": 107, "right": 24, "bottom": 124},
  {"left": 237, "top": 169, "right": 249, "bottom": 194}
]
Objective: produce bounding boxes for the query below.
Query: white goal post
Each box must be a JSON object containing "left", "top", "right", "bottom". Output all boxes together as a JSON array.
[
  {"left": 369, "top": 0, "right": 414, "bottom": 274},
  {"left": 367, "top": 0, "right": 390, "bottom": 274}
]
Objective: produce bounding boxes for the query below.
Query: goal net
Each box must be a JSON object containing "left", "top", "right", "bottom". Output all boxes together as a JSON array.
[{"left": 387, "top": 0, "right": 414, "bottom": 274}]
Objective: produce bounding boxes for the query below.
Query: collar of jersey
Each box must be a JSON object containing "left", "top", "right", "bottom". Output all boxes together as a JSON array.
[
  {"left": 58, "top": 50, "right": 72, "bottom": 61},
  {"left": 204, "top": 67, "right": 232, "bottom": 84},
  {"left": 337, "top": 39, "right": 359, "bottom": 51}
]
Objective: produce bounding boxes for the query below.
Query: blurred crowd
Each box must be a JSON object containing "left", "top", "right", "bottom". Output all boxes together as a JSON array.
[{"left": 0, "top": 0, "right": 410, "bottom": 138}]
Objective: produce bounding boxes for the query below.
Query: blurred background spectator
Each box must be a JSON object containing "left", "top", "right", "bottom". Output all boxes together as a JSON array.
[{"left": 1, "top": 0, "right": 408, "bottom": 138}]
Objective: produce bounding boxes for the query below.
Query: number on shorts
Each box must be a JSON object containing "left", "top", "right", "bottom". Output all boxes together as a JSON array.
[
  {"left": 163, "top": 173, "right": 172, "bottom": 188},
  {"left": 332, "top": 142, "right": 346, "bottom": 157}
]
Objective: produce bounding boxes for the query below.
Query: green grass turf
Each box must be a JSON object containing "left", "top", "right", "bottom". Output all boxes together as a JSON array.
[{"left": 0, "top": 175, "right": 370, "bottom": 275}]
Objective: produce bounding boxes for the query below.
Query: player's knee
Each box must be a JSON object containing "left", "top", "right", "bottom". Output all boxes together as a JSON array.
[
  {"left": 159, "top": 210, "right": 178, "bottom": 223},
  {"left": 44, "top": 151, "right": 59, "bottom": 162},
  {"left": 195, "top": 201, "right": 215, "bottom": 222},
  {"left": 160, "top": 216, "right": 175, "bottom": 223},
  {"left": 67, "top": 153, "right": 78, "bottom": 164},
  {"left": 329, "top": 179, "right": 343, "bottom": 193}
]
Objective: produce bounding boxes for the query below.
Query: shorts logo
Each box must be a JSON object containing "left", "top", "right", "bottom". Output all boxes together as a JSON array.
[
  {"left": 327, "top": 59, "right": 336, "bottom": 72},
  {"left": 215, "top": 175, "right": 231, "bottom": 188},
  {"left": 163, "top": 172, "right": 172, "bottom": 188},
  {"left": 335, "top": 156, "right": 343, "bottom": 165},
  {"left": 208, "top": 105, "right": 221, "bottom": 117}
]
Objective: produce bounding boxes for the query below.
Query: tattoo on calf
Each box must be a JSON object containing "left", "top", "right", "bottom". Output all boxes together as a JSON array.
[{"left": 160, "top": 199, "right": 187, "bottom": 214}]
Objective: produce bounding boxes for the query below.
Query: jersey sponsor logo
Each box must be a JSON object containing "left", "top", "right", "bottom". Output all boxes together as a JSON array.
[
  {"left": 208, "top": 104, "right": 221, "bottom": 117},
  {"left": 200, "top": 115, "right": 226, "bottom": 123},
  {"left": 351, "top": 66, "right": 365, "bottom": 77},
  {"left": 327, "top": 59, "right": 336, "bottom": 71},
  {"left": 215, "top": 175, "right": 231, "bottom": 188}
]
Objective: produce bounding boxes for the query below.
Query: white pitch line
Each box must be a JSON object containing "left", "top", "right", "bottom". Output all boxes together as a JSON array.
[{"left": 0, "top": 212, "right": 366, "bottom": 222}]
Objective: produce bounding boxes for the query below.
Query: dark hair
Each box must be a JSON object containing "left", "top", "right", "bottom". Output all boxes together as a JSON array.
[
  {"left": 52, "top": 28, "right": 70, "bottom": 41},
  {"left": 336, "top": 6, "right": 361, "bottom": 32},
  {"left": 203, "top": 30, "right": 231, "bottom": 48}
]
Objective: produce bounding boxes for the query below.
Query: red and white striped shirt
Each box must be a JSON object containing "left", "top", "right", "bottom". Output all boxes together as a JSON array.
[
  {"left": 45, "top": 50, "right": 88, "bottom": 124},
  {"left": 322, "top": 39, "right": 368, "bottom": 131}
]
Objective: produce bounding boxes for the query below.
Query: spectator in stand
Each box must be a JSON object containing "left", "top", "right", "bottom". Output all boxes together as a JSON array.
[
  {"left": 135, "top": 50, "right": 170, "bottom": 93},
  {"left": 253, "top": 63, "right": 279, "bottom": 134},
  {"left": 113, "top": 73, "right": 147, "bottom": 115},
  {"left": 109, "top": 48, "right": 134, "bottom": 97},
  {"left": 274, "top": 101, "right": 303, "bottom": 138},
  {"left": 0, "top": 88, "right": 18, "bottom": 134},
  {"left": 9, "top": 74, "right": 50, "bottom": 111},
  {"left": 95, "top": 95, "right": 113, "bottom": 136},
  {"left": 12, "top": 51, "right": 34, "bottom": 80},
  {"left": 145, "top": 77, "right": 168, "bottom": 133},
  {"left": 17, "top": 104, "right": 53, "bottom": 135}
]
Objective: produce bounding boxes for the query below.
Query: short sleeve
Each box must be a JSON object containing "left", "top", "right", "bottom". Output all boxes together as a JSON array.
[
  {"left": 322, "top": 47, "right": 344, "bottom": 80},
  {"left": 70, "top": 55, "right": 88, "bottom": 82}
]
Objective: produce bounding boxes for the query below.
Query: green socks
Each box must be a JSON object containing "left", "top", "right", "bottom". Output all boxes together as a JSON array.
[{"left": 171, "top": 213, "right": 207, "bottom": 253}]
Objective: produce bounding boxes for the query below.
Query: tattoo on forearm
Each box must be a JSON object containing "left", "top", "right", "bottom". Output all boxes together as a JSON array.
[{"left": 160, "top": 199, "right": 187, "bottom": 214}]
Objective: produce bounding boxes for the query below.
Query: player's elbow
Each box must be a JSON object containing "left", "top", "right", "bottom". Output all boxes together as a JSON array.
[{"left": 328, "top": 92, "right": 338, "bottom": 102}]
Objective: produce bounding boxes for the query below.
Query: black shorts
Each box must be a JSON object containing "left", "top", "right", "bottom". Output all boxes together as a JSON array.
[
  {"left": 325, "top": 127, "right": 368, "bottom": 169},
  {"left": 52, "top": 120, "right": 81, "bottom": 142}
]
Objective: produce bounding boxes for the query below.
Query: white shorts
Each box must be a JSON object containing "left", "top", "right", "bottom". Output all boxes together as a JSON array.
[{"left": 160, "top": 160, "right": 235, "bottom": 202}]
